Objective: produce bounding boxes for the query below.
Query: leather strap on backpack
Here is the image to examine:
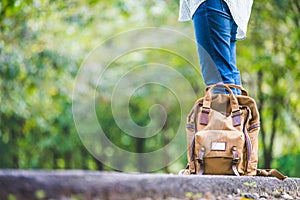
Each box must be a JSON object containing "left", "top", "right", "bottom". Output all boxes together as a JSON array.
[
  {"left": 196, "top": 147, "right": 205, "bottom": 175},
  {"left": 231, "top": 146, "right": 240, "bottom": 176},
  {"left": 256, "top": 169, "right": 288, "bottom": 180}
]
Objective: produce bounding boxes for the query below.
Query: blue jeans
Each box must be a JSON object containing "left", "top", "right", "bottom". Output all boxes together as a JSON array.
[{"left": 193, "top": 0, "right": 241, "bottom": 94}]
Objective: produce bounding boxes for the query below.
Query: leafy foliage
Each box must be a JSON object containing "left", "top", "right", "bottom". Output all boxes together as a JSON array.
[{"left": 0, "top": 0, "right": 299, "bottom": 176}]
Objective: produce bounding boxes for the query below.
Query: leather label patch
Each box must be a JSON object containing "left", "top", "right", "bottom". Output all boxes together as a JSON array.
[{"left": 211, "top": 142, "right": 226, "bottom": 151}]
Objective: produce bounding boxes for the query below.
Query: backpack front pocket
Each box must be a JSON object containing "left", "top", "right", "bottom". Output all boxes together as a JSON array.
[{"left": 194, "top": 130, "right": 246, "bottom": 175}]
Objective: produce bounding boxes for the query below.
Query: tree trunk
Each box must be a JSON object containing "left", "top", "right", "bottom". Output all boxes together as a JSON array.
[
  {"left": 257, "top": 70, "right": 268, "bottom": 168},
  {"left": 94, "top": 157, "right": 103, "bottom": 170},
  {"left": 136, "top": 137, "right": 146, "bottom": 171}
]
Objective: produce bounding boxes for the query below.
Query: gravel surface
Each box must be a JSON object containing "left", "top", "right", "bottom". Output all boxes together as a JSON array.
[{"left": 0, "top": 170, "right": 299, "bottom": 200}]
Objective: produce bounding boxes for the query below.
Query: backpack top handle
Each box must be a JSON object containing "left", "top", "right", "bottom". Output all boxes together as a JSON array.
[
  {"left": 203, "top": 83, "right": 240, "bottom": 112},
  {"left": 200, "top": 83, "right": 242, "bottom": 127},
  {"left": 206, "top": 83, "right": 249, "bottom": 96}
]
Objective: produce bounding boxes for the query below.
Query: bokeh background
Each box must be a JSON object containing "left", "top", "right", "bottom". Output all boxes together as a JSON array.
[{"left": 1, "top": 0, "right": 299, "bottom": 177}]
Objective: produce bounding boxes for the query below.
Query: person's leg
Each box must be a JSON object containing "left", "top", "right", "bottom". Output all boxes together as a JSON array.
[
  {"left": 230, "top": 22, "right": 242, "bottom": 87},
  {"left": 193, "top": 0, "right": 241, "bottom": 94},
  {"left": 228, "top": 22, "right": 241, "bottom": 94}
]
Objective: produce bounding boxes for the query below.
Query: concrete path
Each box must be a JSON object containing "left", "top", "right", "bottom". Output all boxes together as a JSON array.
[{"left": 0, "top": 170, "right": 299, "bottom": 200}]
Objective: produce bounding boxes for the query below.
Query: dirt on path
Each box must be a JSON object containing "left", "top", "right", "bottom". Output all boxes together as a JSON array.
[{"left": 0, "top": 170, "right": 299, "bottom": 200}]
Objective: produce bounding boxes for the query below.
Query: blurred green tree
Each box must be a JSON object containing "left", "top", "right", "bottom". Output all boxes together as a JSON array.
[
  {"left": 0, "top": 0, "right": 299, "bottom": 177},
  {"left": 238, "top": 0, "right": 300, "bottom": 175}
]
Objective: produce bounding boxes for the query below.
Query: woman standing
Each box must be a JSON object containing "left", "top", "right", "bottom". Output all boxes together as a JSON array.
[{"left": 179, "top": 0, "right": 253, "bottom": 94}]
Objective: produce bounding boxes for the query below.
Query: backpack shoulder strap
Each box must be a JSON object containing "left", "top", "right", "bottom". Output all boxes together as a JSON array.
[{"left": 257, "top": 169, "right": 288, "bottom": 180}]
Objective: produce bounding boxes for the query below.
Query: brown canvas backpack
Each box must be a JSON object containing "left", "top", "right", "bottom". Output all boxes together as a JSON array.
[{"left": 179, "top": 83, "right": 286, "bottom": 179}]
